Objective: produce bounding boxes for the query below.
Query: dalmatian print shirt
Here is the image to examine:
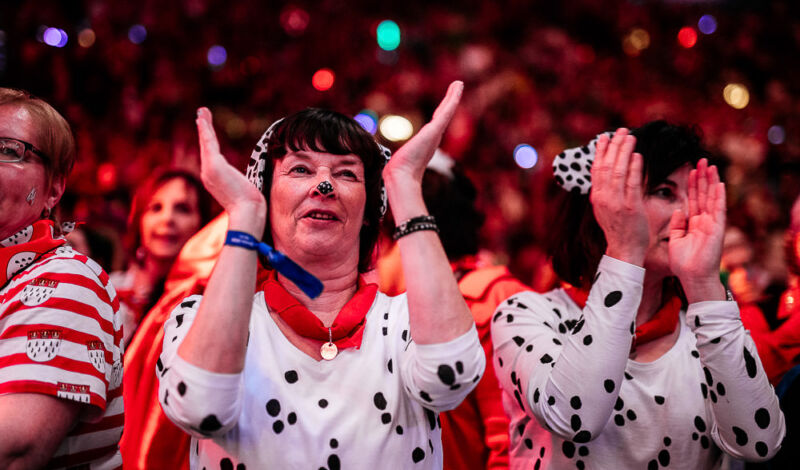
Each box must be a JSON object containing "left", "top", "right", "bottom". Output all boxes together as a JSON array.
[
  {"left": 158, "top": 290, "right": 485, "bottom": 469},
  {"left": 491, "top": 256, "right": 786, "bottom": 469}
]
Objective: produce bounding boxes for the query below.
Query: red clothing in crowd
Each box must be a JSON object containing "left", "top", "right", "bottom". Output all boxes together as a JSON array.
[
  {"left": 440, "top": 264, "right": 529, "bottom": 470},
  {"left": 377, "top": 246, "right": 528, "bottom": 470},
  {"left": 739, "top": 280, "right": 800, "bottom": 385},
  {"left": 120, "top": 214, "right": 252, "bottom": 470}
]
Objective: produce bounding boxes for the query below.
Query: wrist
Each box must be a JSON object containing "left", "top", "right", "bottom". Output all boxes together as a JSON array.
[
  {"left": 227, "top": 205, "right": 266, "bottom": 236},
  {"left": 681, "top": 279, "right": 727, "bottom": 304},
  {"left": 605, "top": 246, "right": 646, "bottom": 267}
]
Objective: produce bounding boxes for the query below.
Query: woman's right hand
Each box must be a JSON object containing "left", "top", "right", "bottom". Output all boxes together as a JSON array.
[
  {"left": 196, "top": 107, "right": 267, "bottom": 232},
  {"left": 589, "top": 128, "right": 649, "bottom": 266}
]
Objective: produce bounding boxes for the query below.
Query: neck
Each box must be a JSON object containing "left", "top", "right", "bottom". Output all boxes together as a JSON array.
[
  {"left": 0, "top": 218, "right": 39, "bottom": 243},
  {"left": 278, "top": 256, "right": 360, "bottom": 327},
  {"left": 139, "top": 254, "right": 174, "bottom": 285},
  {"left": 637, "top": 273, "right": 665, "bottom": 325}
]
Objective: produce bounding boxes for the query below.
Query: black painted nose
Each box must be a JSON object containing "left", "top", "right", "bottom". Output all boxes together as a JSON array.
[{"left": 316, "top": 181, "right": 334, "bottom": 195}]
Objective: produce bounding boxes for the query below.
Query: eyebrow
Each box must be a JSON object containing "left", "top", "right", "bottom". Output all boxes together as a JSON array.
[{"left": 286, "top": 151, "right": 363, "bottom": 167}]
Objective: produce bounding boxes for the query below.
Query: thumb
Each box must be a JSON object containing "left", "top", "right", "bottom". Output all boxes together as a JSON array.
[{"left": 668, "top": 209, "right": 686, "bottom": 240}]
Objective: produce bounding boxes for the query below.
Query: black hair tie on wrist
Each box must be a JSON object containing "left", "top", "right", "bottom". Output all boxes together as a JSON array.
[{"left": 392, "top": 215, "right": 439, "bottom": 241}]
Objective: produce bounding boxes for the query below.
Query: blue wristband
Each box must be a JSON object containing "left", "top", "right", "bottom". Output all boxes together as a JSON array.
[{"left": 224, "top": 230, "right": 324, "bottom": 299}]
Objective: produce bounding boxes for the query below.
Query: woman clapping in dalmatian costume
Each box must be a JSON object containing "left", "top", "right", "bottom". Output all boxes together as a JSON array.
[
  {"left": 492, "top": 122, "right": 785, "bottom": 469},
  {"left": 156, "top": 82, "right": 485, "bottom": 469}
]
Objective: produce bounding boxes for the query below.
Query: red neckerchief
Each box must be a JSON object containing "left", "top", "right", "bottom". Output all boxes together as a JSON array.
[
  {"left": 563, "top": 283, "right": 681, "bottom": 352},
  {"left": 261, "top": 271, "right": 378, "bottom": 350},
  {"left": 0, "top": 220, "right": 65, "bottom": 288}
]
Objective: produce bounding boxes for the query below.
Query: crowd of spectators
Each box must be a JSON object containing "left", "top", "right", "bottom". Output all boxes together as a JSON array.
[{"left": 1, "top": 0, "right": 799, "bottom": 318}]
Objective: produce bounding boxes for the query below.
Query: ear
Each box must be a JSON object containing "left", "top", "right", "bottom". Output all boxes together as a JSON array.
[{"left": 44, "top": 176, "right": 66, "bottom": 212}]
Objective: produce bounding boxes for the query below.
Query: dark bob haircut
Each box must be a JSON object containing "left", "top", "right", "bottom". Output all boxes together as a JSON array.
[
  {"left": 257, "top": 108, "right": 386, "bottom": 273},
  {"left": 549, "top": 120, "right": 711, "bottom": 288},
  {"left": 421, "top": 165, "right": 484, "bottom": 261}
]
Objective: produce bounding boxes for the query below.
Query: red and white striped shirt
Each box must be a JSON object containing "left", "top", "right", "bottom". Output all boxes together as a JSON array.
[{"left": 0, "top": 244, "right": 124, "bottom": 469}]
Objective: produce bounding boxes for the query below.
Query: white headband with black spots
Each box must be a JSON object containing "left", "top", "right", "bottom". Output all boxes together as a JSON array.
[
  {"left": 245, "top": 118, "right": 392, "bottom": 217},
  {"left": 552, "top": 131, "right": 614, "bottom": 194}
]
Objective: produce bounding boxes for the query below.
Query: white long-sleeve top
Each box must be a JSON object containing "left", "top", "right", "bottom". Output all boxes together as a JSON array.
[
  {"left": 157, "top": 289, "right": 485, "bottom": 469},
  {"left": 491, "top": 256, "right": 785, "bottom": 469}
]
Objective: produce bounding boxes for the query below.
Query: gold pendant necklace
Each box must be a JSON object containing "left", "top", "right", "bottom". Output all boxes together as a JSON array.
[{"left": 320, "top": 327, "right": 338, "bottom": 360}]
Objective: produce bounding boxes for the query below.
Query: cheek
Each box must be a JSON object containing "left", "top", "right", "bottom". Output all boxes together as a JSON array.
[
  {"left": 177, "top": 212, "right": 202, "bottom": 234},
  {"left": 139, "top": 213, "right": 158, "bottom": 239}
]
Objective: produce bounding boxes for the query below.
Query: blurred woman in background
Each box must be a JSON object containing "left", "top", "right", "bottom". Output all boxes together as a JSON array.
[{"left": 111, "top": 168, "right": 212, "bottom": 345}]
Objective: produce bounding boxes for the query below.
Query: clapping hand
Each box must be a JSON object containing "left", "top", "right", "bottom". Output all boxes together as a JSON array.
[
  {"left": 589, "top": 128, "right": 649, "bottom": 266},
  {"left": 668, "top": 158, "right": 727, "bottom": 302},
  {"left": 383, "top": 81, "right": 463, "bottom": 186},
  {"left": 196, "top": 107, "right": 267, "bottom": 232}
]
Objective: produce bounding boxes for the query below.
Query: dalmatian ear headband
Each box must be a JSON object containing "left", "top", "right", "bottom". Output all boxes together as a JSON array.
[
  {"left": 552, "top": 131, "right": 614, "bottom": 195},
  {"left": 245, "top": 118, "right": 392, "bottom": 217}
]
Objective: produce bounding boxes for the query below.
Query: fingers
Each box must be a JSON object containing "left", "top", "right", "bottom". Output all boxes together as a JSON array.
[
  {"left": 713, "top": 181, "right": 727, "bottom": 225},
  {"left": 591, "top": 129, "right": 637, "bottom": 201},
  {"left": 696, "top": 158, "right": 709, "bottom": 214},
  {"left": 625, "top": 152, "right": 643, "bottom": 202},
  {"left": 688, "top": 167, "right": 698, "bottom": 218},
  {"left": 196, "top": 107, "right": 221, "bottom": 160},
  {"left": 668, "top": 208, "right": 687, "bottom": 241},
  {"left": 430, "top": 80, "right": 464, "bottom": 128},
  {"left": 590, "top": 134, "right": 610, "bottom": 194},
  {"left": 391, "top": 81, "right": 464, "bottom": 176}
]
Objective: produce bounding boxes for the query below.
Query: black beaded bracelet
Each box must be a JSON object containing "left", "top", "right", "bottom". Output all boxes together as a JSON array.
[{"left": 393, "top": 215, "right": 439, "bottom": 240}]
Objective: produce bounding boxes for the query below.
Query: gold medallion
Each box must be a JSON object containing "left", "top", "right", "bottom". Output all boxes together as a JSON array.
[{"left": 320, "top": 342, "right": 338, "bottom": 360}]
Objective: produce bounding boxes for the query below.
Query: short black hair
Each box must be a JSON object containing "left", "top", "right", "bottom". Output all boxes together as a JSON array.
[
  {"left": 549, "top": 120, "right": 711, "bottom": 288},
  {"left": 421, "top": 165, "right": 484, "bottom": 261},
  {"left": 258, "top": 108, "right": 385, "bottom": 273}
]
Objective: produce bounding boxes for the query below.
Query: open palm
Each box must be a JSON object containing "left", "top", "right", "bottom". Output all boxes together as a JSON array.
[
  {"left": 668, "top": 159, "right": 726, "bottom": 284},
  {"left": 383, "top": 81, "right": 463, "bottom": 183},
  {"left": 196, "top": 107, "right": 266, "bottom": 215}
]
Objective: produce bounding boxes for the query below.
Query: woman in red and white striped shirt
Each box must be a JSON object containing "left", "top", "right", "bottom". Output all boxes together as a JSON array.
[{"left": 0, "top": 87, "right": 124, "bottom": 469}]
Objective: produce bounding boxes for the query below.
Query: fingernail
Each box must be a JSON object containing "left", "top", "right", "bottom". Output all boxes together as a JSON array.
[{"left": 197, "top": 109, "right": 202, "bottom": 117}]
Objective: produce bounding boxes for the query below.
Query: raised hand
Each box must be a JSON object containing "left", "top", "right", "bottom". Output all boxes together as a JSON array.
[
  {"left": 668, "top": 158, "right": 727, "bottom": 302},
  {"left": 589, "top": 128, "right": 649, "bottom": 266},
  {"left": 383, "top": 81, "right": 463, "bottom": 185},
  {"left": 196, "top": 107, "right": 266, "bottom": 232}
]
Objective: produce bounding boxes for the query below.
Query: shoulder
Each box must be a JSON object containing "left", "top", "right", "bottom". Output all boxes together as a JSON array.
[{"left": 496, "top": 288, "right": 577, "bottom": 316}]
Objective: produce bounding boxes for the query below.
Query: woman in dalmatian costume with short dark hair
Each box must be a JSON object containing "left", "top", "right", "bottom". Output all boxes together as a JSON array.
[
  {"left": 492, "top": 121, "right": 785, "bottom": 469},
  {"left": 157, "top": 81, "right": 485, "bottom": 469}
]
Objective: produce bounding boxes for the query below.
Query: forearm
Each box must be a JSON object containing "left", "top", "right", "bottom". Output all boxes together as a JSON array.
[
  {"left": 688, "top": 301, "right": 786, "bottom": 461},
  {"left": 0, "top": 394, "right": 81, "bottom": 470},
  {"left": 177, "top": 208, "right": 264, "bottom": 372},
  {"left": 385, "top": 173, "right": 473, "bottom": 344},
  {"left": 492, "top": 256, "right": 643, "bottom": 440}
]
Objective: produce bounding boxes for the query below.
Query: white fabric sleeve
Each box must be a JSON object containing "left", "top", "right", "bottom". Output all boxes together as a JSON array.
[
  {"left": 156, "top": 295, "right": 244, "bottom": 438},
  {"left": 686, "top": 300, "right": 786, "bottom": 461},
  {"left": 400, "top": 323, "right": 486, "bottom": 413},
  {"left": 491, "top": 255, "right": 644, "bottom": 442}
]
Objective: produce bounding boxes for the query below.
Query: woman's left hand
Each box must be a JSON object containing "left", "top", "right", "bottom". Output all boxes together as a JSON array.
[
  {"left": 383, "top": 81, "right": 463, "bottom": 185},
  {"left": 668, "top": 158, "right": 727, "bottom": 302}
]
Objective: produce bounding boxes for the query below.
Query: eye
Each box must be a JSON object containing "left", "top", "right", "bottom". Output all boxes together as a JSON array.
[
  {"left": 147, "top": 202, "right": 163, "bottom": 213},
  {"left": 337, "top": 169, "right": 359, "bottom": 180},
  {"left": 175, "top": 202, "right": 193, "bottom": 214},
  {"left": 289, "top": 165, "right": 311, "bottom": 175},
  {"left": 0, "top": 146, "right": 20, "bottom": 158},
  {"left": 650, "top": 186, "right": 675, "bottom": 200}
]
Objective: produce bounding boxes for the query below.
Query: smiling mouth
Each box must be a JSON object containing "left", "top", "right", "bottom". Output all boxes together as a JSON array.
[{"left": 303, "top": 210, "right": 339, "bottom": 221}]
